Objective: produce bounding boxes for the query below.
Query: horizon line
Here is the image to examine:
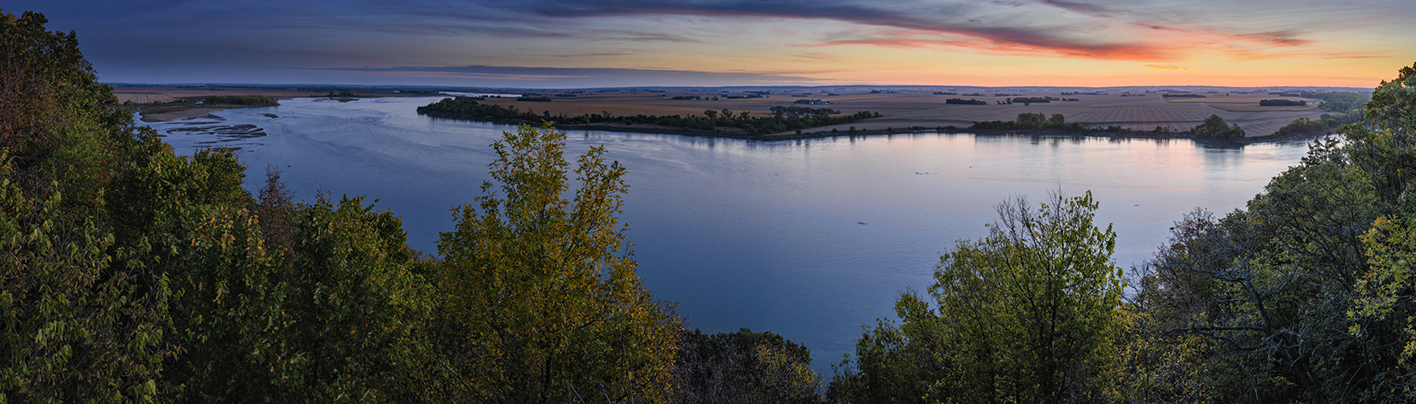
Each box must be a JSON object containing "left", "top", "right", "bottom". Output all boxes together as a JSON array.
[{"left": 103, "top": 82, "right": 1376, "bottom": 91}]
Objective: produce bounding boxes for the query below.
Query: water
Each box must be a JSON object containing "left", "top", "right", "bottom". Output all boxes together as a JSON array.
[{"left": 145, "top": 96, "right": 1311, "bottom": 375}]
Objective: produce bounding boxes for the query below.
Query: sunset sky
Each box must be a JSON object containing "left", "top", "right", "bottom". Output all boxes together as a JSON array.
[{"left": 9, "top": 0, "right": 1414, "bottom": 88}]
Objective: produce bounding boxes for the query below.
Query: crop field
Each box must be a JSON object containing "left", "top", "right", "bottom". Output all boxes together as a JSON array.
[{"left": 116, "top": 85, "right": 1352, "bottom": 137}]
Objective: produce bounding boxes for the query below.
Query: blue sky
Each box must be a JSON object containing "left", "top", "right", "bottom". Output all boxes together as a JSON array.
[{"left": 9, "top": 0, "right": 1414, "bottom": 87}]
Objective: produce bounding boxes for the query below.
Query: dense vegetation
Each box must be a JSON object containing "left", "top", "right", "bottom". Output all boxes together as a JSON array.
[
  {"left": 1006, "top": 96, "right": 1066, "bottom": 104},
  {"left": 9, "top": 8, "right": 1416, "bottom": 403},
  {"left": 828, "top": 62, "right": 1416, "bottom": 403},
  {"left": 831, "top": 192, "right": 1124, "bottom": 403},
  {"left": 1270, "top": 91, "right": 1372, "bottom": 136},
  {"left": 417, "top": 96, "right": 879, "bottom": 136},
  {"left": 1192, "top": 114, "right": 1246, "bottom": 139},
  {"left": 971, "top": 112, "right": 1087, "bottom": 131},
  {"left": 204, "top": 95, "right": 277, "bottom": 105},
  {"left": 945, "top": 98, "right": 988, "bottom": 105},
  {"left": 0, "top": 10, "right": 820, "bottom": 402},
  {"left": 1258, "top": 99, "right": 1306, "bottom": 106}
]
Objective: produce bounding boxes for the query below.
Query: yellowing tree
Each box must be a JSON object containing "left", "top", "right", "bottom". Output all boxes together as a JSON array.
[{"left": 437, "top": 123, "right": 679, "bottom": 403}]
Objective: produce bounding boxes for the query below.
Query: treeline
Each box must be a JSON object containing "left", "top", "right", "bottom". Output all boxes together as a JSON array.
[
  {"left": 2, "top": 11, "right": 823, "bottom": 403},
  {"left": 1005, "top": 96, "right": 1072, "bottom": 104},
  {"left": 945, "top": 98, "right": 987, "bottom": 105},
  {"left": 205, "top": 95, "right": 276, "bottom": 105},
  {"left": 971, "top": 112, "right": 1087, "bottom": 131},
  {"left": 1192, "top": 114, "right": 1246, "bottom": 139},
  {"left": 967, "top": 111, "right": 1252, "bottom": 140},
  {"left": 416, "top": 96, "right": 879, "bottom": 136},
  {"left": 1269, "top": 91, "right": 1372, "bottom": 136},
  {"left": 1258, "top": 99, "right": 1306, "bottom": 106},
  {"left": 1303, "top": 91, "right": 1371, "bottom": 112}
]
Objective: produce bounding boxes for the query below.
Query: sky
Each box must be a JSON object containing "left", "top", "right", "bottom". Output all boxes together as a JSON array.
[{"left": 8, "top": 0, "right": 1415, "bottom": 88}]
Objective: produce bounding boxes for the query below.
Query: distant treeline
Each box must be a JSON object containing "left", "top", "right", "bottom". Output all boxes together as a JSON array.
[
  {"left": 204, "top": 95, "right": 276, "bottom": 105},
  {"left": 516, "top": 96, "right": 553, "bottom": 102},
  {"left": 1302, "top": 91, "right": 1371, "bottom": 113},
  {"left": 1267, "top": 91, "right": 1372, "bottom": 137},
  {"left": 999, "top": 96, "right": 1078, "bottom": 105},
  {"left": 945, "top": 98, "right": 988, "bottom": 105},
  {"left": 972, "top": 112, "right": 1087, "bottom": 131},
  {"left": 1162, "top": 93, "right": 1206, "bottom": 98},
  {"left": 416, "top": 96, "right": 879, "bottom": 135},
  {"left": 970, "top": 112, "right": 1252, "bottom": 139},
  {"left": 1259, "top": 99, "right": 1307, "bottom": 106}
]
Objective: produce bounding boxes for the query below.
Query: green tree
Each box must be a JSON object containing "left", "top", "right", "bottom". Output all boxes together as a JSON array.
[
  {"left": 829, "top": 292, "right": 948, "bottom": 404},
  {"left": 930, "top": 191, "right": 1124, "bottom": 403},
  {"left": 675, "top": 328, "right": 824, "bottom": 404},
  {"left": 1135, "top": 62, "right": 1416, "bottom": 402},
  {"left": 1, "top": 10, "right": 171, "bottom": 403},
  {"left": 832, "top": 191, "right": 1125, "bottom": 404},
  {"left": 1192, "top": 114, "right": 1245, "bottom": 139},
  {"left": 436, "top": 123, "right": 680, "bottom": 403}
]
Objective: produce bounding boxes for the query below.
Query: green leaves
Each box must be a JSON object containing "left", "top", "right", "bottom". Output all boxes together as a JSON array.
[
  {"left": 833, "top": 191, "right": 1125, "bottom": 404},
  {"left": 438, "top": 123, "right": 679, "bottom": 403},
  {"left": 1192, "top": 114, "right": 1246, "bottom": 139}
]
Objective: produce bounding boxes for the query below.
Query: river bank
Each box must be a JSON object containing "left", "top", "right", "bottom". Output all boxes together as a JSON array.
[{"left": 417, "top": 109, "right": 1322, "bottom": 145}]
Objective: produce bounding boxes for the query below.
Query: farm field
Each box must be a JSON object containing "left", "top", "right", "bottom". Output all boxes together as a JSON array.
[
  {"left": 112, "top": 86, "right": 328, "bottom": 104},
  {"left": 116, "top": 85, "right": 1355, "bottom": 137},
  {"left": 460, "top": 88, "right": 1343, "bottom": 137}
]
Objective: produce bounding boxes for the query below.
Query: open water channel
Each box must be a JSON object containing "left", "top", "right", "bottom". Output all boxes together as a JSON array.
[{"left": 144, "top": 96, "right": 1312, "bottom": 374}]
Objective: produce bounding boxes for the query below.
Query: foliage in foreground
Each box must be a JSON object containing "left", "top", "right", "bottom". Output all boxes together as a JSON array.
[
  {"left": 675, "top": 328, "right": 824, "bottom": 404},
  {"left": 11, "top": 5, "right": 1416, "bottom": 403},
  {"left": 832, "top": 191, "right": 1125, "bottom": 403},
  {"left": 1128, "top": 62, "right": 1416, "bottom": 403},
  {"left": 1, "top": 10, "right": 700, "bottom": 403},
  {"left": 835, "top": 63, "right": 1416, "bottom": 403},
  {"left": 434, "top": 123, "right": 680, "bottom": 402}
]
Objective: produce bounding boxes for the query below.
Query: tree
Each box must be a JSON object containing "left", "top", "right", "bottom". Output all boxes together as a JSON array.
[
  {"left": 1, "top": 10, "right": 170, "bottom": 403},
  {"left": 1192, "top": 114, "right": 1245, "bottom": 139},
  {"left": 832, "top": 191, "right": 1125, "bottom": 404},
  {"left": 931, "top": 191, "right": 1123, "bottom": 403},
  {"left": 1134, "top": 62, "right": 1416, "bottom": 402},
  {"left": 829, "top": 292, "right": 949, "bottom": 404},
  {"left": 436, "top": 123, "right": 680, "bottom": 403},
  {"left": 675, "top": 328, "right": 824, "bottom": 404}
]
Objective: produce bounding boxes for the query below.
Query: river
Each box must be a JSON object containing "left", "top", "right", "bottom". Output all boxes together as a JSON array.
[{"left": 144, "top": 96, "right": 1312, "bottom": 375}]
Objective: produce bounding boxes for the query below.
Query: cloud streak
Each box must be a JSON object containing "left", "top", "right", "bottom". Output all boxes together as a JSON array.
[
  {"left": 480, "top": 0, "right": 1377, "bottom": 62},
  {"left": 6, "top": 0, "right": 1412, "bottom": 86},
  {"left": 309, "top": 65, "right": 826, "bottom": 87}
]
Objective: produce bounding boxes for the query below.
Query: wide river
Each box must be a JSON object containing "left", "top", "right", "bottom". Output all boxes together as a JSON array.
[{"left": 146, "top": 96, "right": 1311, "bottom": 374}]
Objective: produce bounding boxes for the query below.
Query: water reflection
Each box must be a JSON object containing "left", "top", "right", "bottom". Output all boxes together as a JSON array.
[{"left": 142, "top": 97, "right": 1311, "bottom": 376}]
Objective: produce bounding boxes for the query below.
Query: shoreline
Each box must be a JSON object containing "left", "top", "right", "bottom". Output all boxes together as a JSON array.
[
  {"left": 417, "top": 110, "right": 1323, "bottom": 145},
  {"left": 150, "top": 100, "right": 1322, "bottom": 146},
  {"left": 134, "top": 94, "right": 405, "bottom": 122}
]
